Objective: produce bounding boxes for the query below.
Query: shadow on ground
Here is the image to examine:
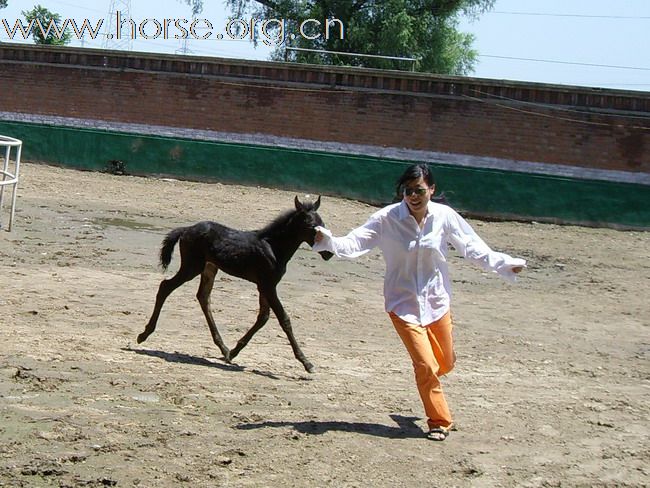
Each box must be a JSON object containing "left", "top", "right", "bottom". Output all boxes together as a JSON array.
[{"left": 235, "top": 414, "right": 425, "bottom": 439}]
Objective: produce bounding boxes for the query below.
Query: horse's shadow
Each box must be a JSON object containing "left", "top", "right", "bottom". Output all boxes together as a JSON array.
[
  {"left": 236, "top": 414, "right": 425, "bottom": 440},
  {"left": 122, "top": 347, "right": 285, "bottom": 380}
]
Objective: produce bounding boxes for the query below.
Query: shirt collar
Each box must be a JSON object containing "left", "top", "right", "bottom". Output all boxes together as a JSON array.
[
  {"left": 398, "top": 200, "right": 435, "bottom": 221},
  {"left": 398, "top": 200, "right": 411, "bottom": 220}
]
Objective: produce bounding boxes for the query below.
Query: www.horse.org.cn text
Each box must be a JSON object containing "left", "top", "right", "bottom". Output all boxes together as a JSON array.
[{"left": 1, "top": 12, "right": 346, "bottom": 46}]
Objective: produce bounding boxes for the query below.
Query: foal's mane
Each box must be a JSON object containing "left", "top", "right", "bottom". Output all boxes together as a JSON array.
[{"left": 257, "top": 202, "right": 316, "bottom": 237}]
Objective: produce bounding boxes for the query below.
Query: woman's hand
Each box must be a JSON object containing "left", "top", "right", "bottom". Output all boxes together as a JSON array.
[{"left": 314, "top": 228, "right": 325, "bottom": 243}]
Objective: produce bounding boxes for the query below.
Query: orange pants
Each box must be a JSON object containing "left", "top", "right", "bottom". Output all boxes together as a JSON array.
[{"left": 389, "top": 311, "right": 456, "bottom": 430}]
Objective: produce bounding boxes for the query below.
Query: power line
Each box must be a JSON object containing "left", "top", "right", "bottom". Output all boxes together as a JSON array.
[
  {"left": 461, "top": 93, "right": 650, "bottom": 131},
  {"left": 468, "top": 88, "right": 650, "bottom": 122},
  {"left": 479, "top": 54, "right": 650, "bottom": 71},
  {"left": 490, "top": 11, "right": 650, "bottom": 19},
  {"left": 47, "top": 0, "right": 106, "bottom": 15}
]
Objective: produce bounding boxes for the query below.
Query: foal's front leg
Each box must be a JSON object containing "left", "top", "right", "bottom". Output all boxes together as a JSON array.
[
  {"left": 266, "top": 287, "right": 315, "bottom": 373},
  {"left": 196, "top": 262, "right": 231, "bottom": 361}
]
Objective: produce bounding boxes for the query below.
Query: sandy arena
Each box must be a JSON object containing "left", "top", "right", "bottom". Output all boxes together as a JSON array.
[{"left": 0, "top": 162, "right": 648, "bottom": 487}]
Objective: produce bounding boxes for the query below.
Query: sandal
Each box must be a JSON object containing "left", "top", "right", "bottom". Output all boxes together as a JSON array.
[{"left": 426, "top": 426, "right": 451, "bottom": 441}]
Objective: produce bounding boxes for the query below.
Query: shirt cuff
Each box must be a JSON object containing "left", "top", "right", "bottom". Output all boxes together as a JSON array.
[
  {"left": 496, "top": 257, "right": 527, "bottom": 283},
  {"left": 312, "top": 226, "right": 335, "bottom": 254}
]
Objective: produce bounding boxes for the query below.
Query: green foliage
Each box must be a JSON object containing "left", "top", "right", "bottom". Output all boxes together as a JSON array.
[
  {"left": 178, "top": 0, "right": 204, "bottom": 16},
  {"left": 21, "top": 4, "right": 72, "bottom": 45},
  {"left": 225, "top": 0, "right": 494, "bottom": 74},
  {"left": 0, "top": 0, "right": 8, "bottom": 10}
]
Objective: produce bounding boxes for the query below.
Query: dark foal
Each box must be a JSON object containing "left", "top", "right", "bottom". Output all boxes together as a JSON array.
[{"left": 137, "top": 196, "right": 333, "bottom": 373}]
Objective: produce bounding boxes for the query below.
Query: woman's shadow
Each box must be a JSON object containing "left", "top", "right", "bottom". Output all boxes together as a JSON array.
[
  {"left": 235, "top": 414, "right": 425, "bottom": 440},
  {"left": 122, "top": 347, "right": 425, "bottom": 439}
]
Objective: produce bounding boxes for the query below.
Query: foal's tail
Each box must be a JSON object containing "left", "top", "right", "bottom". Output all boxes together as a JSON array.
[{"left": 159, "top": 227, "right": 185, "bottom": 270}]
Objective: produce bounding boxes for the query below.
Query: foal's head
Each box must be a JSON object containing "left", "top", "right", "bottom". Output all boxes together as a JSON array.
[{"left": 293, "top": 196, "right": 334, "bottom": 261}]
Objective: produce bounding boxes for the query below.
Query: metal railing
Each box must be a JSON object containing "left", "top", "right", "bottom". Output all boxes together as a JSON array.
[
  {"left": 285, "top": 46, "right": 420, "bottom": 71},
  {"left": 0, "top": 135, "right": 22, "bottom": 232}
]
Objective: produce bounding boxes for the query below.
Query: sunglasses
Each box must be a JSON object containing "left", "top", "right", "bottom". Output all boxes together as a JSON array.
[{"left": 403, "top": 187, "right": 429, "bottom": 197}]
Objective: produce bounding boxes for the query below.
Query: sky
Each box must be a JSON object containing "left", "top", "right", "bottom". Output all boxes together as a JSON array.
[{"left": 0, "top": 0, "right": 648, "bottom": 91}]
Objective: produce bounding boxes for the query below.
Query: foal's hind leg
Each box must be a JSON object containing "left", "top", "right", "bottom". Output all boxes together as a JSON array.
[
  {"left": 228, "top": 295, "right": 270, "bottom": 361},
  {"left": 138, "top": 265, "right": 200, "bottom": 344},
  {"left": 196, "top": 261, "right": 230, "bottom": 361},
  {"left": 265, "top": 287, "right": 314, "bottom": 373}
]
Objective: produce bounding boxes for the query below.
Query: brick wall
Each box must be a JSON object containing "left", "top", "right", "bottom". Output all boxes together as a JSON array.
[{"left": 1, "top": 43, "right": 648, "bottom": 174}]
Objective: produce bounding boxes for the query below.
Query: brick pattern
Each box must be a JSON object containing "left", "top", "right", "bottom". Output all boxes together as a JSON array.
[{"left": 1, "top": 44, "right": 649, "bottom": 174}]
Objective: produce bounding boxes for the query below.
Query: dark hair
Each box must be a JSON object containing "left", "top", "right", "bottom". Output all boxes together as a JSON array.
[{"left": 394, "top": 163, "right": 446, "bottom": 203}]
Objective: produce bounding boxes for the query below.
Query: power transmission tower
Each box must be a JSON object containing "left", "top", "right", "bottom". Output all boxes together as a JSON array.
[
  {"left": 176, "top": 25, "right": 193, "bottom": 55},
  {"left": 176, "top": 13, "right": 207, "bottom": 56},
  {"left": 103, "top": 0, "right": 133, "bottom": 51}
]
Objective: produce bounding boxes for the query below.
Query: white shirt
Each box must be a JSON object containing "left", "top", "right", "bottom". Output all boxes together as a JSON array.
[{"left": 313, "top": 201, "right": 526, "bottom": 326}]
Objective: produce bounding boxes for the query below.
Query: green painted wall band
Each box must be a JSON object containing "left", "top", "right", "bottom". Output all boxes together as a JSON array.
[{"left": 1, "top": 120, "right": 647, "bottom": 229}]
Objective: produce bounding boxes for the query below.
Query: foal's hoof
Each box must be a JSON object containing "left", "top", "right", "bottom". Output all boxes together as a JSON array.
[
  {"left": 136, "top": 333, "right": 147, "bottom": 344},
  {"left": 304, "top": 362, "right": 315, "bottom": 373},
  {"left": 222, "top": 350, "right": 232, "bottom": 364},
  {"left": 228, "top": 347, "right": 241, "bottom": 361}
]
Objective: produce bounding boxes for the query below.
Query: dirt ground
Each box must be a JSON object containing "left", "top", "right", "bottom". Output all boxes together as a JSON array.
[{"left": 0, "top": 162, "right": 647, "bottom": 487}]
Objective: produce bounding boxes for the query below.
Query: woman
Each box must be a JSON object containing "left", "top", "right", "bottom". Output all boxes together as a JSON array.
[{"left": 313, "top": 163, "right": 525, "bottom": 441}]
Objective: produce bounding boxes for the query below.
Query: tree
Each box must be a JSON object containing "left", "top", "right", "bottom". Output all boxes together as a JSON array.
[
  {"left": 21, "top": 5, "right": 72, "bottom": 45},
  {"left": 0, "top": 0, "right": 7, "bottom": 9},
  {"left": 179, "top": 0, "right": 204, "bottom": 16},
  {"left": 224, "top": 0, "right": 494, "bottom": 74}
]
